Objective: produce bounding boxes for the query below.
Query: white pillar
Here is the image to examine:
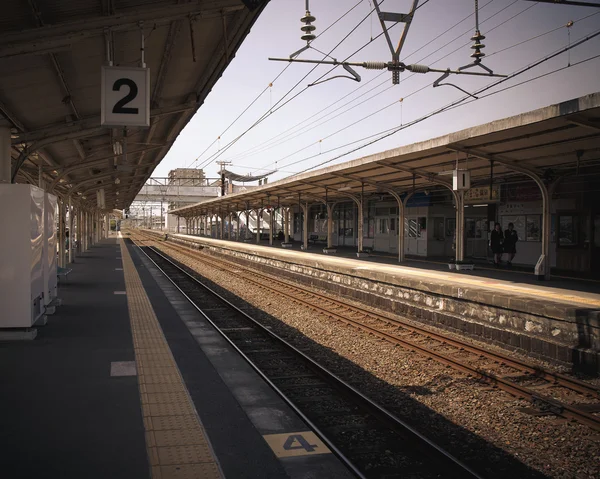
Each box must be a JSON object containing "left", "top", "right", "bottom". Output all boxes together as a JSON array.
[
  {"left": 0, "top": 126, "right": 11, "bottom": 183},
  {"left": 540, "top": 184, "right": 551, "bottom": 280},
  {"left": 68, "top": 197, "right": 73, "bottom": 263},
  {"left": 81, "top": 211, "right": 85, "bottom": 251},
  {"left": 269, "top": 211, "right": 273, "bottom": 246},
  {"left": 357, "top": 198, "right": 364, "bottom": 253},
  {"left": 302, "top": 204, "right": 308, "bottom": 250},
  {"left": 398, "top": 197, "right": 405, "bottom": 262},
  {"left": 236, "top": 212, "right": 240, "bottom": 240},
  {"left": 327, "top": 204, "right": 333, "bottom": 249},
  {"left": 284, "top": 208, "right": 290, "bottom": 243},
  {"left": 256, "top": 210, "right": 261, "bottom": 244},
  {"left": 58, "top": 200, "right": 65, "bottom": 267},
  {"left": 455, "top": 191, "right": 465, "bottom": 262}
]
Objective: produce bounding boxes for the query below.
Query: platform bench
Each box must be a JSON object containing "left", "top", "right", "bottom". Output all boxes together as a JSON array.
[
  {"left": 57, "top": 266, "right": 72, "bottom": 283},
  {"left": 309, "top": 234, "right": 328, "bottom": 244}
]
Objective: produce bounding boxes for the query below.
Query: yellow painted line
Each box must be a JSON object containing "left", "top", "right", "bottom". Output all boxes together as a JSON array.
[
  {"left": 119, "top": 236, "right": 222, "bottom": 479},
  {"left": 263, "top": 431, "right": 331, "bottom": 458}
]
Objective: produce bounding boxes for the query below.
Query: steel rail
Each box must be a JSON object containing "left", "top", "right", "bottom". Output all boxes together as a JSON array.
[
  {"left": 145, "top": 231, "right": 600, "bottom": 396},
  {"left": 129, "top": 235, "right": 481, "bottom": 478},
  {"left": 135, "top": 231, "right": 600, "bottom": 432}
]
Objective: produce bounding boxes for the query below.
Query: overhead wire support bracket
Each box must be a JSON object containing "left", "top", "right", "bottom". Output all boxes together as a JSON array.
[
  {"left": 433, "top": 0, "right": 504, "bottom": 98},
  {"left": 372, "top": 0, "right": 419, "bottom": 84},
  {"left": 268, "top": 57, "right": 507, "bottom": 79}
]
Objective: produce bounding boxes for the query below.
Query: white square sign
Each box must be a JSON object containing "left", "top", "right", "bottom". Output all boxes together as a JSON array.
[{"left": 101, "top": 66, "right": 150, "bottom": 128}]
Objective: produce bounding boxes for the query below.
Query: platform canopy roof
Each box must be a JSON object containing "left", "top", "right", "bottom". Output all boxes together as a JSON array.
[
  {"left": 2, "top": 0, "right": 268, "bottom": 210},
  {"left": 171, "top": 92, "right": 600, "bottom": 216},
  {"left": 222, "top": 167, "right": 276, "bottom": 182}
]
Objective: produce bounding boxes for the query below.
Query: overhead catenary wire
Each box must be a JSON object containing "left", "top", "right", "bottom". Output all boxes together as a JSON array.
[
  {"left": 221, "top": 72, "right": 390, "bottom": 162},
  {"left": 192, "top": 0, "right": 371, "bottom": 171},
  {"left": 217, "top": 0, "right": 520, "bottom": 171},
  {"left": 196, "top": 1, "right": 417, "bottom": 172},
  {"left": 261, "top": 6, "right": 578, "bottom": 173},
  {"left": 220, "top": 2, "right": 499, "bottom": 168},
  {"left": 287, "top": 29, "right": 600, "bottom": 176}
]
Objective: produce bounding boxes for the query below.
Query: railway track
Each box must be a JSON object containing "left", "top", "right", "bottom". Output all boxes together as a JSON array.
[
  {"left": 134, "top": 230, "right": 600, "bottom": 433},
  {"left": 130, "top": 237, "right": 480, "bottom": 479}
]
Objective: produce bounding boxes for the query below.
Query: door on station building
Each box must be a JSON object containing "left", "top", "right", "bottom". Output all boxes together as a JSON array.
[{"left": 374, "top": 206, "right": 398, "bottom": 253}]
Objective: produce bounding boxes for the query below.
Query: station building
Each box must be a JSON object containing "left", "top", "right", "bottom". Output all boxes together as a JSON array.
[{"left": 172, "top": 92, "right": 600, "bottom": 279}]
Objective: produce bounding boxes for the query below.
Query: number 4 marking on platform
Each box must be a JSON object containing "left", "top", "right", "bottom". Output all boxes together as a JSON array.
[
  {"left": 262, "top": 431, "right": 331, "bottom": 457},
  {"left": 283, "top": 434, "right": 317, "bottom": 452}
]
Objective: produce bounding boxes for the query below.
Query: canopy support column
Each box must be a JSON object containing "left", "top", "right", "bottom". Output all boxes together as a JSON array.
[{"left": 0, "top": 126, "right": 10, "bottom": 184}]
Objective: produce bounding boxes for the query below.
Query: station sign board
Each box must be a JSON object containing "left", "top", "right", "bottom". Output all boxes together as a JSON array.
[{"left": 101, "top": 66, "right": 150, "bottom": 128}]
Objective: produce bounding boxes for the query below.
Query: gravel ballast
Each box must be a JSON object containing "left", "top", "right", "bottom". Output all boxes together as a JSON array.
[{"left": 151, "top": 241, "right": 600, "bottom": 479}]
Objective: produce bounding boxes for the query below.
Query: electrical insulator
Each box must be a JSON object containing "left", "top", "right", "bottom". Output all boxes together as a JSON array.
[
  {"left": 406, "top": 64, "right": 429, "bottom": 74},
  {"left": 470, "top": 30, "right": 485, "bottom": 61},
  {"left": 363, "top": 61, "right": 386, "bottom": 70},
  {"left": 300, "top": 11, "right": 316, "bottom": 42}
]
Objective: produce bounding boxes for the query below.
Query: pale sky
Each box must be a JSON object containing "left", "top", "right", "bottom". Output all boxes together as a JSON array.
[{"left": 152, "top": 0, "right": 600, "bottom": 183}]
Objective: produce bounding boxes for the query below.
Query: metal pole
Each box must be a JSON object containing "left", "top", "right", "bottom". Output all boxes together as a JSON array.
[
  {"left": 68, "top": 196, "right": 73, "bottom": 263},
  {"left": 327, "top": 204, "right": 333, "bottom": 249},
  {"left": 302, "top": 204, "right": 308, "bottom": 250},
  {"left": 0, "top": 127, "right": 10, "bottom": 184},
  {"left": 256, "top": 210, "right": 261, "bottom": 244}
]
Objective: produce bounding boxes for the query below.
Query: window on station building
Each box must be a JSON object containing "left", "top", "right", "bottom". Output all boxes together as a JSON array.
[
  {"left": 418, "top": 217, "right": 427, "bottom": 237},
  {"left": 406, "top": 218, "right": 417, "bottom": 238},
  {"left": 378, "top": 218, "right": 389, "bottom": 234},
  {"left": 406, "top": 217, "right": 426, "bottom": 238}
]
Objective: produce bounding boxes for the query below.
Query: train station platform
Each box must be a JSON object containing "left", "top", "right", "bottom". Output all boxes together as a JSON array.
[
  {"left": 163, "top": 232, "right": 600, "bottom": 374},
  {"left": 0, "top": 236, "right": 352, "bottom": 479}
]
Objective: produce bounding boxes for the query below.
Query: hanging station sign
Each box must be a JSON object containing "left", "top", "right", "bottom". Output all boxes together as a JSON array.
[
  {"left": 101, "top": 66, "right": 150, "bottom": 128},
  {"left": 464, "top": 185, "right": 501, "bottom": 204}
]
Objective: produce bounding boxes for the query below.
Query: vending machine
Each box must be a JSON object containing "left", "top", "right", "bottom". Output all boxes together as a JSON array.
[
  {"left": 43, "top": 192, "right": 58, "bottom": 308},
  {"left": 0, "top": 184, "right": 46, "bottom": 328}
]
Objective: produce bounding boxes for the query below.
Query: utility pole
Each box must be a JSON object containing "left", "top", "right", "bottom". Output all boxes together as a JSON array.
[{"left": 217, "top": 161, "right": 231, "bottom": 197}]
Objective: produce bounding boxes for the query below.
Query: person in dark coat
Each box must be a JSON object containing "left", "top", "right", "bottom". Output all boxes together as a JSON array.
[
  {"left": 490, "top": 222, "right": 504, "bottom": 267},
  {"left": 503, "top": 222, "right": 518, "bottom": 266}
]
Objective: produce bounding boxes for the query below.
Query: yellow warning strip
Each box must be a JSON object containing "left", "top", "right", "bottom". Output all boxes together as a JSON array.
[{"left": 119, "top": 237, "right": 222, "bottom": 479}]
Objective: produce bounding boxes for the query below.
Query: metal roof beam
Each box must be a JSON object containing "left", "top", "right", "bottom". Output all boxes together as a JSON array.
[
  {"left": 567, "top": 117, "right": 600, "bottom": 132},
  {"left": 374, "top": 159, "right": 449, "bottom": 185},
  {"left": 0, "top": 1, "right": 245, "bottom": 59},
  {"left": 12, "top": 101, "right": 197, "bottom": 145}
]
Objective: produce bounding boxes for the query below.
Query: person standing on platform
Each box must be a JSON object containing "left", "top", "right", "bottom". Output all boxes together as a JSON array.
[
  {"left": 504, "top": 222, "right": 518, "bottom": 266},
  {"left": 490, "top": 223, "right": 504, "bottom": 267}
]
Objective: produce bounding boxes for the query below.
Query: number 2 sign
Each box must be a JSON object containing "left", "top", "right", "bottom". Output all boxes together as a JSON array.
[{"left": 101, "top": 66, "right": 150, "bottom": 128}]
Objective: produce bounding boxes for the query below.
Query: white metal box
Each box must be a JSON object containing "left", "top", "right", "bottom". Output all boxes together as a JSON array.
[
  {"left": 0, "top": 184, "right": 46, "bottom": 327},
  {"left": 43, "top": 192, "right": 58, "bottom": 305}
]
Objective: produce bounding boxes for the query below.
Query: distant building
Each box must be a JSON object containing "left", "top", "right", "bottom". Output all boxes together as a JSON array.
[{"left": 168, "top": 168, "right": 205, "bottom": 186}]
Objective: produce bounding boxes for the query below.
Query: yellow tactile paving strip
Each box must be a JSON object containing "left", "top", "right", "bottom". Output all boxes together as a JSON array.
[{"left": 119, "top": 237, "right": 222, "bottom": 479}]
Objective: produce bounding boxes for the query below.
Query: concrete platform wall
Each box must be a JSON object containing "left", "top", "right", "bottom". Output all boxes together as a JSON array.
[{"left": 160, "top": 232, "right": 599, "bottom": 374}]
